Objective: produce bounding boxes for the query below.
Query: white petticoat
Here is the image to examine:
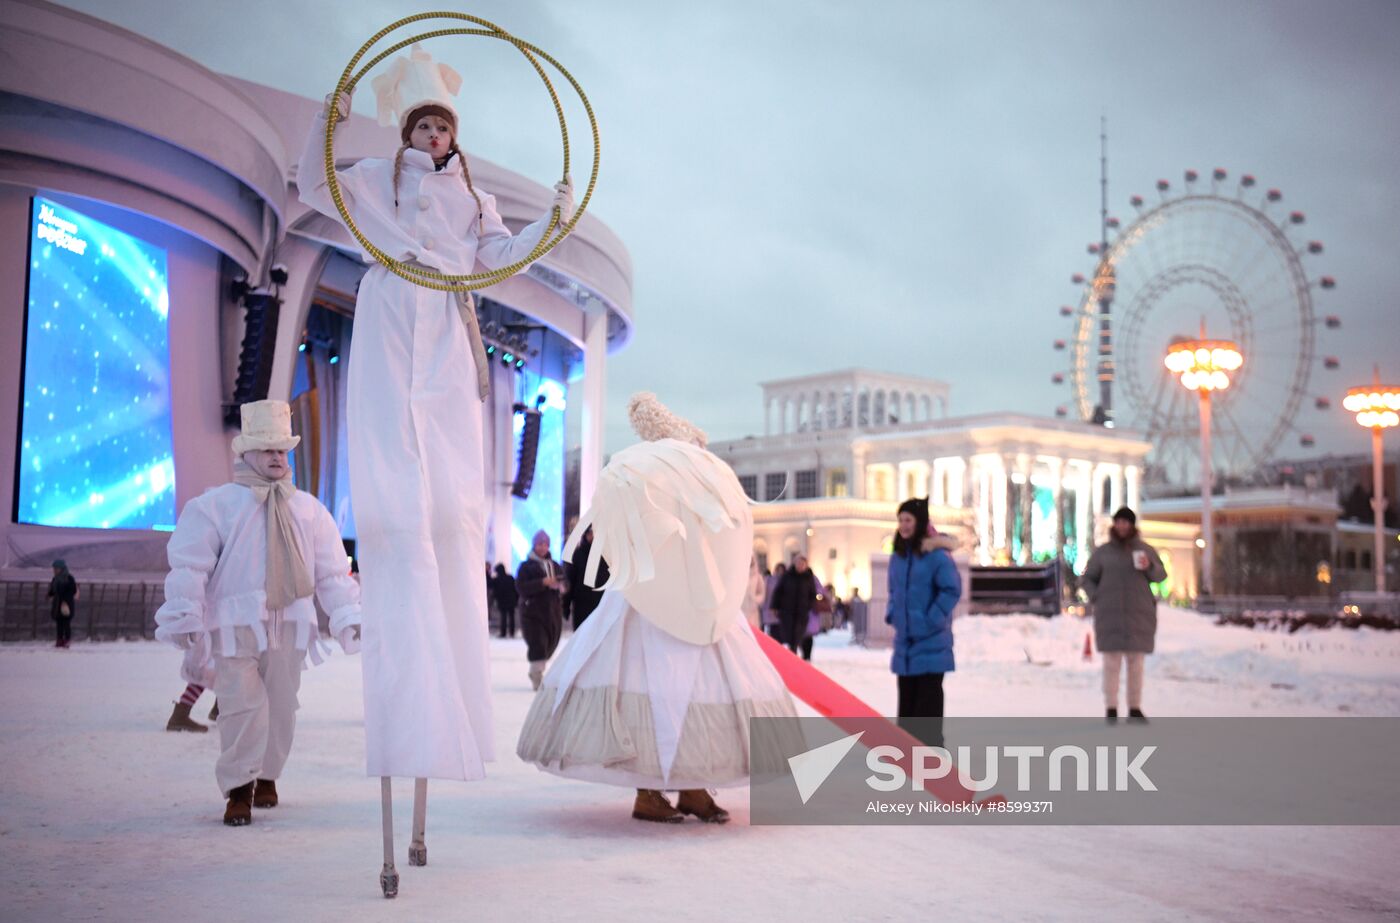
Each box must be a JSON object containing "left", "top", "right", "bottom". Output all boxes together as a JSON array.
[{"left": 516, "top": 591, "right": 798, "bottom": 790}]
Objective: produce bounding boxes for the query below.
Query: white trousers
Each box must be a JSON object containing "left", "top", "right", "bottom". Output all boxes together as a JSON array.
[
  {"left": 213, "top": 623, "right": 303, "bottom": 796},
  {"left": 1101, "top": 651, "right": 1145, "bottom": 710}
]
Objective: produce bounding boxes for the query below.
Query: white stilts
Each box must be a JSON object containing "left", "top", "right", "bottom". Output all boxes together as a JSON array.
[
  {"left": 409, "top": 777, "right": 428, "bottom": 866},
  {"left": 380, "top": 777, "right": 399, "bottom": 899}
]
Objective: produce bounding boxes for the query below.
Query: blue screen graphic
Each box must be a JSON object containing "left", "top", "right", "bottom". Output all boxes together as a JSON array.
[
  {"left": 16, "top": 197, "right": 175, "bottom": 530},
  {"left": 510, "top": 373, "right": 566, "bottom": 566}
]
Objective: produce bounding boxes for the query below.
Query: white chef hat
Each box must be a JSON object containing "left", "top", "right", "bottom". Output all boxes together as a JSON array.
[{"left": 370, "top": 43, "right": 464, "bottom": 132}]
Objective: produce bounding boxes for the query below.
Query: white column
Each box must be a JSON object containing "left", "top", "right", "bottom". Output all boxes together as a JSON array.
[
  {"left": 1109, "top": 463, "right": 1125, "bottom": 513},
  {"left": 579, "top": 304, "right": 608, "bottom": 511},
  {"left": 992, "top": 455, "right": 1010, "bottom": 557},
  {"left": 1046, "top": 457, "right": 1064, "bottom": 563},
  {"left": 1125, "top": 463, "right": 1141, "bottom": 511},
  {"left": 1091, "top": 464, "right": 1106, "bottom": 519},
  {"left": 266, "top": 237, "right": 331, "bottom": 401},
  {"left": 973, "top": 458, "right": 992, "bottom": 564},
  {"left": 1074, "top": 461, "right": 1093, "bottom": 568},
  {"left": 764, "top": 398, "right": 772, "bottom": 437}
]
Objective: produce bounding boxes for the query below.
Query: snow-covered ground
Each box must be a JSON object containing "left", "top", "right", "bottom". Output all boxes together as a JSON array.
[{"left": 4, "top": 607, "right": 1399, "bottom": 922}]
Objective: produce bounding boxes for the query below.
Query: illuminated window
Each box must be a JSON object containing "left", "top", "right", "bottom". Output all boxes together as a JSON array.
[{"left": 826, "top": 468, "right": 849, "bottom": 497}]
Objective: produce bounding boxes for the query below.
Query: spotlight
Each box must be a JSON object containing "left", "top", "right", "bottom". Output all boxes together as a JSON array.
[
  {"left": 329, "top": 353, "right": 340, "bottom": 365},
  {"left": 269, "top": 264, "right": 290, "bottom": 286}
]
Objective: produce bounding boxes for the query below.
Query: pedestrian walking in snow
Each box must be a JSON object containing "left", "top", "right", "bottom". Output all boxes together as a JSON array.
[
  {"left": 848, "top": 587, "right": 868, "bottom": 645},
  {"left": 518, "top": 530, "right": 566, "bottom": 690},
  {"left": 492, "top": 564, "right": 519, "bottom": 638},
  {"left": 48, "top": 559, "right": 77, "bottom": 649},
  {"left": 886, "top": 498, "right": 960, "bottom": 747},
  {"left": 769, "top": 556, "right": 817, "bottom": 656},
  {"left": 153, "top": 400, "right": 362, "bottom": 826},
  {"left": 1080, "top": 507, "right": 1167, "bottom": 724}
]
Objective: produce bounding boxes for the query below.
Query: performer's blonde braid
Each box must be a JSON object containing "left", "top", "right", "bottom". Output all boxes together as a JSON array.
[
  {"left": 391, "top": 142, "right": 409, "bottom": 207},
  {"left": 449, "top": 139, "right": 485, "bottom": 235}
]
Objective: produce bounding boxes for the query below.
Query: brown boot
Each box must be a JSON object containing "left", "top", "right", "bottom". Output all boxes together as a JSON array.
[
  {"left": 253, "top": 779, "right": 278, "bottom": 808},
  {"left": 631, "top": 789, "right": 684, "bottom": 823},
  {"left": 676, "top": 789, "right": 731, "bottom": 824},
  {"left": 207, "top": 700, "right": 219, "bottom": 722},
  {"left": 165, "top": 702, "right": 208, "bottom": 733},
  {"left": 224, "top": 783, "right": 254, "bottom": 826}
]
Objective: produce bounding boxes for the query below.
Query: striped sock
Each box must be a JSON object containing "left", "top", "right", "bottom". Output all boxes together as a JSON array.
[{"left": 179, "top": 684, "right": 204, "bottom": 707}]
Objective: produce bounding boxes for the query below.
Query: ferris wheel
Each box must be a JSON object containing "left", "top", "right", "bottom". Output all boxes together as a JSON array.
[{"left": 1051, "top": 169, "right": 1342, "bottom": 490}]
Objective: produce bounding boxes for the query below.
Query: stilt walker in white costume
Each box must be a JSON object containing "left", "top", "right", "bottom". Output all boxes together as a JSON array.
[
  {"left": 154, "top": 400, "right": 363, "bottom": 826},
  {"left": 517, "top": 394, "right": 799, "bottom": 823},
  {"left": 297, "top": 44, "right": 574, "bottom": 896}
]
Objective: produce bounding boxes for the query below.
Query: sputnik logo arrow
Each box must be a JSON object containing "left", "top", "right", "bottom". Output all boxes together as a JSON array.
[{"left": 788, "top": 732, "right": 864, "bottom": 804}]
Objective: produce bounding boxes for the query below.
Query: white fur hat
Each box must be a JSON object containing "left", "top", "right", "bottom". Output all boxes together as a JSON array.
[
  {"left": 231, "top": 400, "right": 300, "bottom": 455},
  {"left": 371, "top": 43, "right": 463, "bottom": 131}
]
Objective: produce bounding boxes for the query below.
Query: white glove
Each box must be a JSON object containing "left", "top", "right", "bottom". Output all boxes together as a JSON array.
[
  {"left": 551, "top": 175, "right": 575, "bottom": 224},
  {"left": 337, "top": 624, "right": 362, "bottom": 655},
  {"left": 323, "top": 90, "right": 352, "bottom": 123}
]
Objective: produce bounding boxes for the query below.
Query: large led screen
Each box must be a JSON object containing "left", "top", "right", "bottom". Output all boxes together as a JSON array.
[{"left": 16, "top": 197, "right": 175, "bottom": 529}]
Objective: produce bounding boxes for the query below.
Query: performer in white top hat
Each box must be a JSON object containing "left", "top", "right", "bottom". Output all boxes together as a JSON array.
[
  {"left": 517, "top": 394, "right": 799, "bottom": 824},
  {"left": 154, "top": 399, "right": 362, "bottom": 826}
]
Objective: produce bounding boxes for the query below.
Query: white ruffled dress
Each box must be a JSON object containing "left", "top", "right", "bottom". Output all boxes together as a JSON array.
[{"left": 516, "top": 591, "right": 796, "bottom": 790}]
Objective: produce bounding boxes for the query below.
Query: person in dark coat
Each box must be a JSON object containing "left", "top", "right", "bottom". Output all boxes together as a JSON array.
[
  {"left": 47, "top": 559, "right": 78, "bottom": 648},
  {"left": 517, "top": 530, "right": 566, "bottom": 690},
  {"left": 568, "top": 526, "right": 608, "bottom": 630},
  {"left": 886, "top": 498, "right": 960, "bottom": 746},
  {"left": 1080, "top": 507, "right": 1167, "bottom": 724},
  {"left": 768, "top": 555, "right": 818, "bottom": 655},
  {"left": 492, "top": 563, "right": 519, "bottom": 639}
]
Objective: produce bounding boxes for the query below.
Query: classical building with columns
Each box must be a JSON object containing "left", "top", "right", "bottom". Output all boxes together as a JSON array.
[{"left": 713, "top": 369, "right": 1198, "bottom": 600}]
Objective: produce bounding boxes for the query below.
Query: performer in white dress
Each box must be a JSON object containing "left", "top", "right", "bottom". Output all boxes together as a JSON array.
[
  {"left": 297, "top": 43, "right": 573, "bottom": 891},
  {"left": 517, "top": 394, "right": 798, "bottom": 823}
]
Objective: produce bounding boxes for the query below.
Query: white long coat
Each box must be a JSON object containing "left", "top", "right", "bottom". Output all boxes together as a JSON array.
[
  {"left": 153, "top": 483, "right": 363, "bottom": 686},
  {"left": 298, "top": 114, "right": 552, "bottom": 780}
]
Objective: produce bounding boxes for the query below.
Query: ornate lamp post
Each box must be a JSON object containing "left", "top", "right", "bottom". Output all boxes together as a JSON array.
[
  {"left": 1164, "top": 330, "right": 1243, "bottom": 598},
  {"left": 1342, "top": 368, "right": 1400, "bottom": 593}
]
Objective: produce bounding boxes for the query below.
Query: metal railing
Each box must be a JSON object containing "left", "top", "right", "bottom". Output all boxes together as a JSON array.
[{"left": 2, "top": 580, "right": 166, "bottom": 642}]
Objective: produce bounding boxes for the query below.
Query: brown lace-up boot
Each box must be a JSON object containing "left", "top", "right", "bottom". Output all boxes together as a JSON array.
[
  {"left": 676, "top": 789, "right": 731, "bottom": 824},
  {"left": 631, "top": 789, "right": 684, "bottom": 823}
]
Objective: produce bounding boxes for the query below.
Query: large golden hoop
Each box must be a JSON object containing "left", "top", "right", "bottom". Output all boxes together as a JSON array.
[{"left": 324, "top": 12, "right": 600, "bottom": 292}]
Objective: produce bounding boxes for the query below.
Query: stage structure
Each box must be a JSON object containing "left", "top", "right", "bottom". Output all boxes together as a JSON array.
[{"left": 0, "top": 0, "right": 633, "bottom": 582}]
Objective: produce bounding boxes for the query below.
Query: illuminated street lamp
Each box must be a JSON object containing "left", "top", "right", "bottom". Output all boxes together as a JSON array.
[
  {"left": 1342, "top": 367, "right": 1400, "bottom": 593},
  {"left": 1165, "top": 329, "right": 1244, "bottom": 598}
]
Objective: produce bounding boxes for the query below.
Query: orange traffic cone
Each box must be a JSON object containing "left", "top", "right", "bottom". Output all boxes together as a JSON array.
[{"left": 1082, "top": 631, "right": 1093, "bottom": 661}]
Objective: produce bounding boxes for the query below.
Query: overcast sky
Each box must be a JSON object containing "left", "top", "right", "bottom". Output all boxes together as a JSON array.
[{"left": 57, "top": 0, "right": 1400, "bottom": 457}]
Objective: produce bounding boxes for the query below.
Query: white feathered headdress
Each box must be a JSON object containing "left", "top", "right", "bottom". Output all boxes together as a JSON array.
[
  {"left": 370, "top": 43, "right": 463, "bottom": 131},
  {"left": 564, "top": 393, "right": 751, "bottom": 645}
]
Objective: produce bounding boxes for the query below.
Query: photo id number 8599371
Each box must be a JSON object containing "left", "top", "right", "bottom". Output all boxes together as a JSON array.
[{"left": 983, "top": 800, "right": 1054, "bottom": 814}]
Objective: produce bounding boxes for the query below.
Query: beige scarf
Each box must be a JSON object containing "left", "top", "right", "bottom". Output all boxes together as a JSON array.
[{"left": 233, "top": 462, "right": 314, "bottom": 611}]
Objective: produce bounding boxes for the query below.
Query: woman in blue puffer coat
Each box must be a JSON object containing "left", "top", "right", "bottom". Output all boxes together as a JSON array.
[{"left": 886, "top": 498, "right": 961, "bottom": 743}]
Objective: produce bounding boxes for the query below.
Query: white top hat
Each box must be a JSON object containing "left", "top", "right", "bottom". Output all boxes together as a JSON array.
[
  {"left": 231, "top": 400, "right": 301, "bottom": 455},
  {"left": 371, "top": 43, "right": 463, "bottom": 131}
]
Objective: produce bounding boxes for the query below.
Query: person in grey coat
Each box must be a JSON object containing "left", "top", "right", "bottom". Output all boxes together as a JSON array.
[{"left": 1080, "top": 507, "right": 1167, "bottom": 724}]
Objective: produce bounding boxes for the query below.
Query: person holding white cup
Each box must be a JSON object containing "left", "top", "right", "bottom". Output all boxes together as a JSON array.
[{"left": 1080, "top": 507, "right": 1167, "bottom": 723}]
